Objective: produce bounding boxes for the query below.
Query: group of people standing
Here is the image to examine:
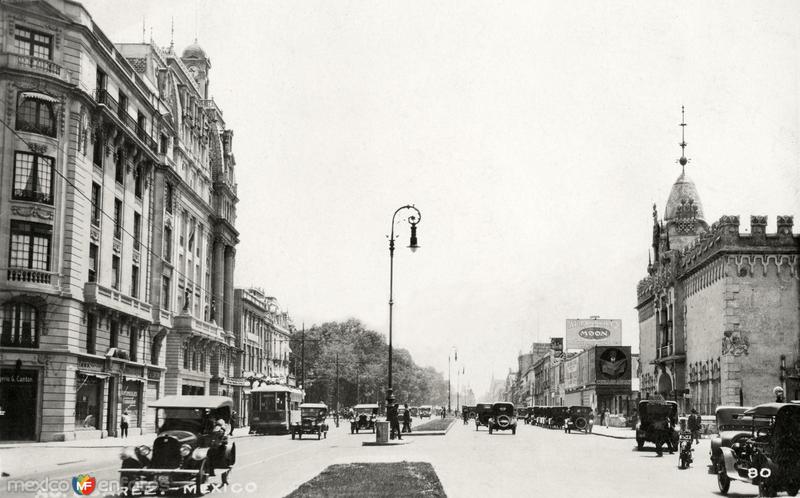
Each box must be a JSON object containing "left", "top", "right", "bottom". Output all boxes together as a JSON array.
[{"left": 386, "top": 401, "right": 413, "bottom": 440}]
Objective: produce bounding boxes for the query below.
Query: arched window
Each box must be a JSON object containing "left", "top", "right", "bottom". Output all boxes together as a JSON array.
[
  {"left": 1, "top": 301, "right": 40, "bottom": 348},
  {"left": 16, "top": 92, "right": 56, "bottom": 137}
]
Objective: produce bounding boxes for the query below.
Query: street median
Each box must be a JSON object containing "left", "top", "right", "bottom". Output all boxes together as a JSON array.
[{"left": 403, "top": 417, "right": 457, "bottom": 436}]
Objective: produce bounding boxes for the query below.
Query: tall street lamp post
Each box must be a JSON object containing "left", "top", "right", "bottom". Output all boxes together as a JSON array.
[
  {"left": 448, "top": 347, "right": 457, "bottom": 414},
  {"left": 386, "top": 205, "right": 421, "bottom": 406}
]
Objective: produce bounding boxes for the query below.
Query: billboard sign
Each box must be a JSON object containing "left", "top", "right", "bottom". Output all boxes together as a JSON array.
[
  {"left": 564, "top": 356, "right": 579, "bottom": 390},
  {"left": 594, "top": 346, "right": 631, "bottom": 386},
  {"left": 565, "top": 318, "right": 622, "bottom": 350},
  {"left": 550, "top": 337, "right": 563, "bottom": 352}
]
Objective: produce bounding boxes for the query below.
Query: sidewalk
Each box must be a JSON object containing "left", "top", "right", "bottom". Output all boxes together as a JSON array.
[
  {"left": 588, "top": 424, "right": 637, "bottom": 439},
  {"left": 0, "top": 426, "right": 253, "bottom": 449}
]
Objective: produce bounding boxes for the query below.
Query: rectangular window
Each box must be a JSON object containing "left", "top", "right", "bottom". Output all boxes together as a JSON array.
[
  {"left": 163, "top": 226, "right": 172, "bottom": 262},
  {"left": 129, "top": 326, "right": 138, "bottom": 362},
  {"left": 92, "top": 133, "right": 104, "bottom": 167},
  {"left": 86, "top": 313, "right": 96, "bottom": 355},
  {"left": 91, "top": 182, "right": 101, "bottom": 226},
  {"left": 165, "top": 184, "right": 173, "bottom": 214},
  {"left": 96, "top": 68, "right": 107, "bottom": 91},
  {"left": 110, "top": 320, "right": 118, "bottom": 349},
  {"left": 88, "top": 243, "right": 98, "bottom": 282},
  {"left": 1, "top": 302, "right": 40, "bottom": 348},
  {"left": 115, "top": 150, "right": 124, "bottom": 185},
  {"left": 9, "top": 221, "right": 51, "bottom": 270},
  {"left": 133, "top": 212, "right": 141, "bottom": 251},
  {"left": 13, "top": 152, "right": 53, "bottom": 204},
  {"left": 111, "top": 255, "right": 120, "bottom": 290},
  {"left": 161, "top": 276, "right": 171, "bottom": 310},
  {"left": 114, "top": 198, "right": 122, "bottom": 239},
  {"left": 131, "top": 265, "right": 139, "bottom": 298},
  {"left": 134, "top": 170, "right": 143, "bottom": 198},
  {"left": 118, "top": 92, "right": 128, "bottom": 120},
  {"left": 160, "top": 134, "right": 168, "bottom": 154},
  {"left": 15, "top": 26, "right": 52, "bottom": 60}
]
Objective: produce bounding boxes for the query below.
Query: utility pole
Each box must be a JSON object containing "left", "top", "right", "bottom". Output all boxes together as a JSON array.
[
  {"left": 335, "top": 353, "right": 340, "bottom": 414},
  {"left": 300, "top": 324, "right": 305, "bottom": 388}
]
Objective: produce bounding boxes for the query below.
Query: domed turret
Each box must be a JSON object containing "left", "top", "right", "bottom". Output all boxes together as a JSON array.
[
  {"left": 182, "top": 41, "right": 207, "bottom": 60},
  {"left": 664, "top": 172, "right": 705, "bottom": 222}
]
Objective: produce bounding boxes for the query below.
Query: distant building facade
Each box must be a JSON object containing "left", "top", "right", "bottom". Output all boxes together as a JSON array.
[{"left": 636, "top": 116, "right": 800, "bottom": 414}]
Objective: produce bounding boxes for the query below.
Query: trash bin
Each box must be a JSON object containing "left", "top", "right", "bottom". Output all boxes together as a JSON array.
[{"left": 375, "top": 421, "right": 389, "bottom": 443}]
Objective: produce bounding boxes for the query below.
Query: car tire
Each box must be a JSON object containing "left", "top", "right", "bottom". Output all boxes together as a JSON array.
[
  {"left": 717, "top": 472, "right": 730, "bottom": 495},
  {"left": 575, "top": 417, "right": 587, "bottom": 431},
  {"left": 786, "top": 487, "right": 798, "bottom": 497}
]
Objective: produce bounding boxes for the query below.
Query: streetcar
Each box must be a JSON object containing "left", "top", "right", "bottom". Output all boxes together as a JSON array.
[{"left": 248, "top": 384, "right": 304, "bottom": 434}]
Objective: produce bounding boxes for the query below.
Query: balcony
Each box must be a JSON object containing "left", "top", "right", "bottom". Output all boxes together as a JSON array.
[
  {"left": 94, "top": 90, "right": 159, "bottom": 154},
  {"left": 83, "top": 282, "right": 152, "bottom": 322},
  {"left": 173, "top": 314, "right": 225, "bottom": 341},
  {"left": 4, "top": 267, "right": 60, "bottom": 288},
  {"left": 13, "top": 188, "right": 53, "bottom": 205},
  {"left": 1, "top": 52, "right": 70, "bottom": 82},
  {"left": 656, "top": 342, "right": 683, "bottom": 361}
]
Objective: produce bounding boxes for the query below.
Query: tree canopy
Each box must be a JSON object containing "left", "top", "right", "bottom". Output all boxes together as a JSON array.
[{"left": 290, "top": 318, "right": 448, "bottom": 409}]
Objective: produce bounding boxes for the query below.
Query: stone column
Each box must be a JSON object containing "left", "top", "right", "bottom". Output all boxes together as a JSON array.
[
  {"left": 224, "top": 245, "right": 236, "bottom": 332},
  {"left": 212, "top": 238, "right": 224, "bottom": 324}
]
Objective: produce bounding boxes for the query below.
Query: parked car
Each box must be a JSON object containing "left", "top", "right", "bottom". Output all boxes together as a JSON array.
[
  {"left": 716, "top": 402, "right": 800, "bottom": 497},
  {"left": 709, "top": 406, "right": 760, "bottom": 473},
  {"left": 488, "top": 402, "right": 517, "bottom": 435},
  {"left": 462, "top": 405, "right": 477, "bottom": 420},
  {"left": 350, "top": 403, "right": 379, "bottom": 434},
  {"left": 409, "top": 406, "right": 419, "bottom": 418},
  {"left": 118, "top": 395, "right": 236, "bottom": 495},
  {"left": 418, "top": 405, "right": 432, "bottom": 418},
  {"left": 548, "top": 406, "right": 569, "bottom": 429},
  {"left": 635, "top": 399, "right": 678, "bottom": 451},
  {"left": 565, "top": 406, "right": 593, "bottom": 433},
  {"left": 475, "top": 403, "right": 494, "bottom": 430},
  {"left": 291, "top": 403, "right": 329, "bottom": 440}
]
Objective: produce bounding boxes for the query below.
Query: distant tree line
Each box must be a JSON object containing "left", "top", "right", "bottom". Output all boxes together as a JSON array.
[{"left": 290, "top": 318, "right": 448, "bottom": 409}]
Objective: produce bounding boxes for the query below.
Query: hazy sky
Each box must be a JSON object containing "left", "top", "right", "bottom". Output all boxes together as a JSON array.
[{"left": 83, "top": 0, "right": 800, "bottom": 397}]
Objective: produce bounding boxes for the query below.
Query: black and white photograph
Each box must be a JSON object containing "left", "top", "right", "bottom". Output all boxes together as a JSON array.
[{"left": 0, "top": 0, "right": 799, "bottom": 496}]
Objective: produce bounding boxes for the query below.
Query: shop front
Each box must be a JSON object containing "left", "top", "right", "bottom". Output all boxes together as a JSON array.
[
  {"left": 121, "top": 379, "right": 143, "bottom": 433},
  {"left": 75, "top": 372, "right": 105, "bottom": 432},
  {"left": 0, "top": 368, "right": 39, "bottom": 440}
]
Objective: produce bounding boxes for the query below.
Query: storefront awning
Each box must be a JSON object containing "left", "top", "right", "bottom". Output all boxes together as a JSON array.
[
  {"left": 77, "top": 370, "right": 110, "bottom": 379},
  {"left": 19, "top": 91, "right": 60, "bottom": 104}
]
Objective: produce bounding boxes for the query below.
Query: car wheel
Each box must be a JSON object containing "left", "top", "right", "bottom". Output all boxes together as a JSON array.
[
  {"left": 786, "top": 487, "right": 798, "bottom": 497},
  {"left": 717, "top": 472, "right": 730, "bottom": 495},
  {"left": 758, "top": 481, "right": 777, "bottom": 498},
  {"left": 636, "top": 438, "right": 644, "bottom": 450}
]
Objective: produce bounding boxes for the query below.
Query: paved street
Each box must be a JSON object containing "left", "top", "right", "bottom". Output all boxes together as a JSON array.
[{"left": 0, "top": 420, "right": 767, "bottom": 498}]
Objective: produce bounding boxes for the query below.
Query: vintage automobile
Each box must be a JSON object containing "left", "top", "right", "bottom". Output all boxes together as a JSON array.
[
  {"left": 462, "top": 405, "right": 477, "bottom": 420},
  {"left": 516, "top": 407, "right": 531, "bottom": 424},
  {"left": 532, "top": 406, "right": 546, "bottom": 426},
  {"left": 709, "top": 406, "right": 760, "bottom": 473},
  {"left": 418, "top": 405, "right": 432, "bottom": 418},
  {"left": 118, "top": 395, "right": 236, "bottom": 495},
  {"left": 716, "top": 402, "right": 800, "bottom": 497},
  {"left": 291, "top": 403, "right": 330, "bottom": 440},
  {"left": 474, "top": 403, "right": 493, "bottom": 430},
  {"left": 635, "top": 399, "right": 678, "bottom": 451},
  {"left": 548, "top": 406, "right": 569, "bottom": 429},
  {"left": 350, "top": 403, "right": 379, "bottom": 434},
  {"left": 409, "top": 406, "right": 419, "bottom": 418},
  {"left": 488, "top": 402, "right": 517, "bottom": 435},
  {"left": 565, "top": 406, "right": 593, "bottom": 433}
]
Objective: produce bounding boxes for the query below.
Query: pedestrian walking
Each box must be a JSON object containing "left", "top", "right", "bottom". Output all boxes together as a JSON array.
[
  {"left": 402, "top": 403, "right": 412, "bottom": 433},
  {"left": 604, "top": 408, "right": 610, "bottom": 428},
  {"left": 588, "top": 409, "right": 594, "bottom": 433},
  {"left": 120, "top": 410, "right": 129, "bottom": 438},
  {"left": 230, "top": 410, "right": 237, "bottom": 436},
  {"left": 688, "top": 408, "right": 702, "bottom": 444}
]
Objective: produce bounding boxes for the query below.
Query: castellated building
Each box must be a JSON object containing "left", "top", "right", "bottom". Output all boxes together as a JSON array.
[
  {"left": 636, "top": 119, "right": 800, "bottom": 414},
  {"left": 0, "top": 1, "right": 239, "bottom": 441}
]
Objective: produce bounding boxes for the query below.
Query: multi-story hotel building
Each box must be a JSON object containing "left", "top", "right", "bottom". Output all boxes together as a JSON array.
[{"left": 0, "top": 0, "right": 239, "bottom": 441}]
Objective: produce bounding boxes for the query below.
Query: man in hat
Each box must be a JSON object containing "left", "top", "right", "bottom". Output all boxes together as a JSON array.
[
  {"left": 688, "top": 408, "right": 702, "bottom": 444},
  {"left": 774, "top": 386, "right": 785, "bottom": 403}
]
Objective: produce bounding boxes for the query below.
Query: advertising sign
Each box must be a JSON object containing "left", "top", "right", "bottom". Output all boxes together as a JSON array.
[
  {"left": 565, "top": 318, "right": 622, "bottom": 350},
  {"left": 594, "top": 346, "right": 631, "bottom": 386},
  {"left": 564, "top": 357, "right": 579, "bottom": 390},
  {"left": 550, "top": 337, "right": 564, "bottom": 352}
]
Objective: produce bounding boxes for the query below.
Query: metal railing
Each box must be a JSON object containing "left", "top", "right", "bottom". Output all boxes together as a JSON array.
[
  {"left": 94, "top": 89, "right": 158, "bottom": 154},
  {"left": 658, "top": 343, "right": 674, "bottom": 358}
]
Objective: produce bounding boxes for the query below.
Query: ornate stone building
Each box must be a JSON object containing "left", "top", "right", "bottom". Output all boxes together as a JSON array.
[
  {"left": 636, "top": 112, "right": 800, "bottom": 413},
  {"left": 0, "top": 0, "right": 239, "bottom": 441}
]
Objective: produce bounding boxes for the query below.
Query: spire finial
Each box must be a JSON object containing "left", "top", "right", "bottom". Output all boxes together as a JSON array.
[{"left": 678, "top": 105, "right": 688, "bottom": 174}]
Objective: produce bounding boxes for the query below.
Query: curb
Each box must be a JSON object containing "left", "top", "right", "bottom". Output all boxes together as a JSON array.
[
  {"left": 590, "top": 431, "right": 636, "bottom": 440},
  {"left": 362, "top": 440, "right": 412, "bottom": 446},
  {"left": 404, "top": 418, "right": 457, "bottom": 436}
]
